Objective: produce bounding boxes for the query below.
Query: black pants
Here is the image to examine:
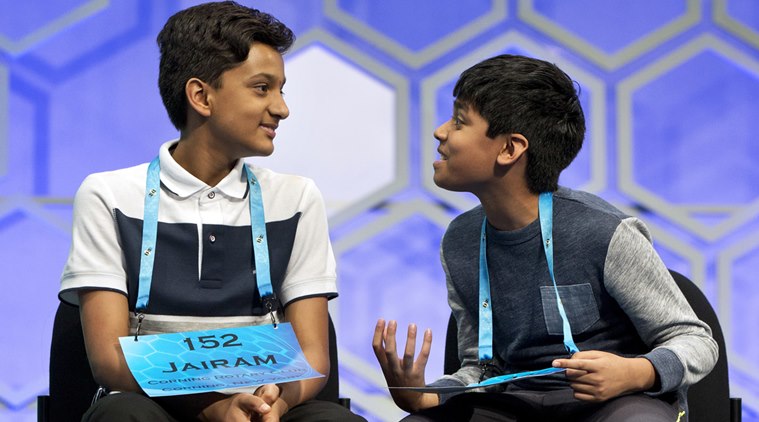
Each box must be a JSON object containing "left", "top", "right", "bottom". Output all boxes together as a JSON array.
[
  {"left": 81, "top": 392, "right": 367, "bottom": 422},
  {"left": 402, "top": 390, "right": 680, "bottom": 422}
]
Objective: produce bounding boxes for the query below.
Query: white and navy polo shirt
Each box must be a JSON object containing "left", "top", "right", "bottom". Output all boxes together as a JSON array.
[{"left": 59, "top": 140, "right": 337, "bottom": 334}]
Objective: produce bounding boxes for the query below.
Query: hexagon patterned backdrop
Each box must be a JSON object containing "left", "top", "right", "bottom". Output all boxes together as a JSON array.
[{"left": 1, "top": 1, "right": 758, "bottom": 421}]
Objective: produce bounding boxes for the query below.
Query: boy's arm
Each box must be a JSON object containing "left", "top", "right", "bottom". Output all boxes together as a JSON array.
[
  {"left": 372, "top": 319, "right": 439, "bottom": 412},
  {"left": 272, "top": 296, "right": 331, "bottom": 416},
  {"left": 415, "top": 247, "right": 490, "bottom": 403},
  {"left": 79, "top": 290, "right": 141, "bottom": 392},
  {"left": 602, "top": 218, "right": 718, "bottom": 392},
  {"left": 552, "top": 350, "right": 657, "bottom": 401},
  {"left": 392, "top": 245, "right": 492, "bottom": 410}
]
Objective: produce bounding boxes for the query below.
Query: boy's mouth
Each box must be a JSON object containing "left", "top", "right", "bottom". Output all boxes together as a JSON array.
[{"left": 260, "top": 123, "right": 278, "bottom": 138}]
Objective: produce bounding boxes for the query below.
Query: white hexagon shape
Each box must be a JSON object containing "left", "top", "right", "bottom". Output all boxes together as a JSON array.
[
  {"left": 420, "top": 31, "right": 606, "bottom": 212},
  {"left": 715, "top": 0, "right": 759, "bottom": 51},
  {"left": 324, "top": 0, "right": 506, "bottom": 68},
  {"left": 0, "top": 0, "right": 108, "bottom": 56},
  {"left": 254, "top": 30, "right": 409, "bottom": 227},
  {"left": 618, "top": 34, "right": 759, "bottom": 241},
  {"left": 519, "top": 0, "right": 701, "bottom": 70}
]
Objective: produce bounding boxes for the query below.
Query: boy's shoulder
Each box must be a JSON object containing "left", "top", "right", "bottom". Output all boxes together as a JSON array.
[
  {"left": 78, "top": 162, "right": 150, "bottom": 193},
  {"left": 448, "top": 205, "right": 485, "bottom": 228},
  {"left": 443, "top": 205, "right": 485, "bottom": 246},
  {"left": 247, "top": 164, "right": 321, "bottom": 200},
  {"left": 554, "top": 187, "right": 630, "bottom": 221},
  {"left": 554, "top": 187, "right": 651, "bottom": 246},
  {"left": 441, "top": 188, "right": 633, "bottom": 244}
]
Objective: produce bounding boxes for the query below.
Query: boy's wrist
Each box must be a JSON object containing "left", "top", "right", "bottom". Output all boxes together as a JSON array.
[
  {"left": 631, "top": 357, "right": 657, "bottom": 392},
  {"left": 272, "top": 397, "right": 290, "bottom": 417}
]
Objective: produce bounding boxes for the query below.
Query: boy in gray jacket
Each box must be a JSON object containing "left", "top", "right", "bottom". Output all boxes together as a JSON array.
[{"left": 373, "top": 54, "right": 717, "bottom": 421}]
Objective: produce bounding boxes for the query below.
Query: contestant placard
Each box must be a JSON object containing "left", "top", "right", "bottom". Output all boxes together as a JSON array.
[{"left": 119, "top": 323, "right": 323, "bottom": 397}]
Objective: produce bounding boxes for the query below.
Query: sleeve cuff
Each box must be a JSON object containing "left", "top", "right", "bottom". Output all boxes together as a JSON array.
[{"left": 641, "top": 347, "right": 684, "bottom": 394}]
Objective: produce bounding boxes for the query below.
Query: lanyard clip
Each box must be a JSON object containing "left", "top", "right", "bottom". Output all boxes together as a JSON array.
[
  {"left": 134, "top": 312, "right": 145, "bottom": 341},
  {"left": 91, "top": 386, "right": 107, "bottom": 405},
  {"left": 478, "top": 359, "right": 501, "bottom": 382},
  {"left": 479, "top": 360, "right": 491, "bottom": 382},
  {"left": 264, "top": 296, "right": 278, "bottom": 329}
]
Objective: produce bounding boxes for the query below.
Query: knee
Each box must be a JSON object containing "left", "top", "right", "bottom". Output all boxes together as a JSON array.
[{"left": 82, "top": 392, "right": 173, "bottom": 422}]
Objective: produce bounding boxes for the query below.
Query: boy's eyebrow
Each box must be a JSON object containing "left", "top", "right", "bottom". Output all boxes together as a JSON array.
[
  {"left": 246, "top": 72, "right": 286, "bottom": 87},
  {"left": 453, "top": 99, "right": 469, "bottom": 113}
]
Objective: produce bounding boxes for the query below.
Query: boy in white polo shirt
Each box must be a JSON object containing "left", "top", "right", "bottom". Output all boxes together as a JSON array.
[{"left": 59, "top": 2, "right": 365, "bottom": 421}]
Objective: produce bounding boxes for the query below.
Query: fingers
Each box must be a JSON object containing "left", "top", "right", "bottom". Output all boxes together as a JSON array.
[
  {"left": 553, "top": 358, "right": 588, "bottom": 370},
  {"left": 563, "top": 368, "right": 592, "bottom": 380},
  {"left": 384, "top": 320, "right": 398, "bottom": 355},
  {"left": 373, "top": 319, "right": 404, "bottom": 378},
  {"left": 233, "top": 393, "right": 273, "bottom": 416},
  {"left": 572, "top": 391, "right": 603, "bottom": 402},
  {"left": 372, "top": 319, "right": 388, "bottom": 364},
  {"left": 416, "top": 328, "right": 433, "bottom": 368},
  {"left": 553, "top": 351, "right": 601, "bottom": 371},
  {"left": 373, "top": 318, "right": 433, "bottom": 377},
  {"left": 402, "top": 324, "right": 417, "bottom": 370},
  {"left": 384, "top": 320, "right": 401, "bottom": 371},
  {"left": 254, "top": 384, "right": 280, "bottom": 406}
]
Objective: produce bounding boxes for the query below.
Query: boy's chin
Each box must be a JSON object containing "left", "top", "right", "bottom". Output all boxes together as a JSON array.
[
  {"left": 247, "top": 144, "right": 275, "bottom": 158},
  {"left": 432, "top": 174, "right": 464, "bottom": 193}
]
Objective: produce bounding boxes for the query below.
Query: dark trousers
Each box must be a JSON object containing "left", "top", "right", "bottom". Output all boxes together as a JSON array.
[
  {"left": 81, "top": 392, "right": 367, "bottom": 422},
  {"left": 402, "top": 390, "right": 680, "bottom": 422}
]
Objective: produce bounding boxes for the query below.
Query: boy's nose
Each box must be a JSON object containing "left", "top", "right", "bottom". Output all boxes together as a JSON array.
[
  {"left": 433, "top": 122, "right": 448, "bottom": 142},
  {"left": 271, "top": 95, "right": 289, "bottom": 120}
]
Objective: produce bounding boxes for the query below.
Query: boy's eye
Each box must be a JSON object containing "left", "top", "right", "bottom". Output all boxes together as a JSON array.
[
  {"left": 452, "top": 115, "right": 462, "bottom": 127},
  {"left": 254, "top": 84, "right": 269, "bottom": 93}
]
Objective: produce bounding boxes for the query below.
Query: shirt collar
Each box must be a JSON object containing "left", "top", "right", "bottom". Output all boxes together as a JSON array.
[{"left": 157, "top": 140, "right": 249, "bottom": 199}]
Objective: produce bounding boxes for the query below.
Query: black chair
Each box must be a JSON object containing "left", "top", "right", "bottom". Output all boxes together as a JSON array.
[
  {"left": 669, "top": 270, "right": 741, "bottom": 422},
  {"left": 37, "top": 302, "right": 348, "bottom": 422},
  {"left": 443, "top": 270, "right": 742, "bottom": 422}
]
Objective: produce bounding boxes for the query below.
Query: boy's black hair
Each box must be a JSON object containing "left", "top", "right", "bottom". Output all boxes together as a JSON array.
[
  {"left": 157, "top": 1, "right": 294, "bottom": 130},
  {"left": 453, "top": 54, "right": 586, "bottom": 193}
]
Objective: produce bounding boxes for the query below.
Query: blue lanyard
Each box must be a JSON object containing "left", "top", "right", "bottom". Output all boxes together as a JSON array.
[
  {"left": 134, "top": 157, "right": 276, "bottom": 322},
  {"left": 477, "top": 192, "right": 579, "bottom": 365}
]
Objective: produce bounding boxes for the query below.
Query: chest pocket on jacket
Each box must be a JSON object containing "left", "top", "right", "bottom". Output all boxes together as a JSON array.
[{"left": 540, "top": 283, "right": 599, "bottom": 335}]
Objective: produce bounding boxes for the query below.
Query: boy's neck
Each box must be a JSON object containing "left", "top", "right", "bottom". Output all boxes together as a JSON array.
[
  {"left": 171, "top": 135, "right": 237, "bottom": 187},
  {"left": 478, "top": 186, "right": 539, "bottom": 232}
]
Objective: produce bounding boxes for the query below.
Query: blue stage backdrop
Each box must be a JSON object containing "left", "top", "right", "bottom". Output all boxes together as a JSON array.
[{"left": 1, "top": 1, "right": 758, "bottom": 421}]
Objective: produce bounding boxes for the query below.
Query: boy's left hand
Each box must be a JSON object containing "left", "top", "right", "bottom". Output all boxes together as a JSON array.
[{"left": 552, "top": 350, "right": 656, "bottom": 402}]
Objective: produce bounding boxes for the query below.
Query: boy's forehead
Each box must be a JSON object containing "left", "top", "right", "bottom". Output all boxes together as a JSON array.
[
  {"left": 226, "top": 43, "right": 285, "bottom": 79},
  {"left": 454, "top": 98, "right": 479, "bottom": 116},
  {"left": 453, "top": 98, "right": 470, "bottom": 111}
]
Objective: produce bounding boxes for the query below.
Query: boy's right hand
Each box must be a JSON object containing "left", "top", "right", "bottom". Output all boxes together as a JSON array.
[
  {"left": 198, "top": 386, "right": 279, "bottom": 422},
  {"left": 372, "top": 319, "right": 439, "bottom": 412}
]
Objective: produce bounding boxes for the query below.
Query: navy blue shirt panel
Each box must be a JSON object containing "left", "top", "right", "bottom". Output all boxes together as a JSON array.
[{"left": 115, "top": 209, "right": 301, "bottom": 316}]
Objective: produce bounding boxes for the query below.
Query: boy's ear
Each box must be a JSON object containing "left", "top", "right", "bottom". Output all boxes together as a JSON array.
[
  {"left": 496, "top": 133, "right": 528, "bottom": 166},
  {"left": 185, "top": 78, "right": 212, "bottom": 118}
]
